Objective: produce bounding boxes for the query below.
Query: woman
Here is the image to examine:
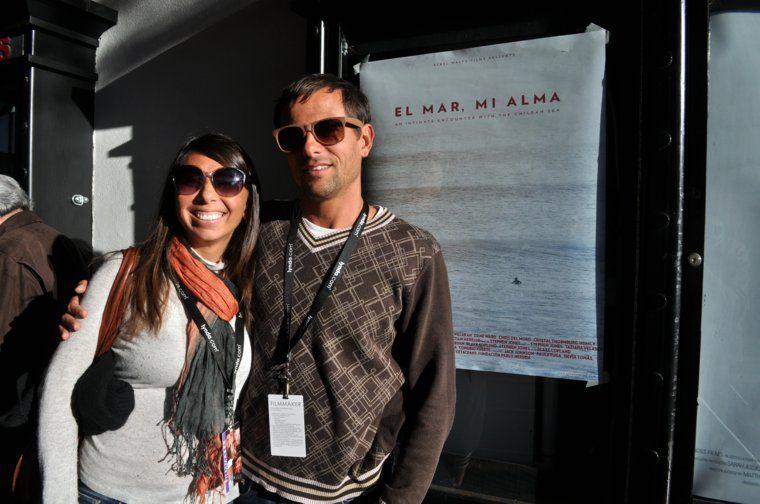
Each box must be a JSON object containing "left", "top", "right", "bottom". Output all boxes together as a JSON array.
[{"left": 39, "top": 133, "right": 260, "bottom": 503}]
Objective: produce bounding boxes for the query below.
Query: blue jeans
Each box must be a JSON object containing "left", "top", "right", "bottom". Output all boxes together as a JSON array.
[{"left": 78, "top": 482, "right": 126, "bottom": 504}]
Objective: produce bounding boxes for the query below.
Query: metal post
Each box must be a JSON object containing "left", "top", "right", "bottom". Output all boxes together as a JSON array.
[
  {"left": 26, "top": 63, "right": 34, "bottom": 200},
  {"left": 628, "top": 0, "right": 708, "bottom": 502},
  {"left": 318, "top": 19, "right": 326, "bottom": 73},
  {"left": 662, "top": 2, "right": 688, "bottom": 501}
]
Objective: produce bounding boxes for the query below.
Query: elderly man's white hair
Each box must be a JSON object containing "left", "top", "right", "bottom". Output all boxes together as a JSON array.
[{"left": 0, "top": 175, "right": 31, "bottom": 217}]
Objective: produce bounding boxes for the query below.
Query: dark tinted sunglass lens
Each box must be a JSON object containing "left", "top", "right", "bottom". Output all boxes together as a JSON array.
[
  {"left": 173, "top": 166, "right": 204, "bottom": 195},
  {"left": 212, "top": 168, "right": 246, "bottom": 197},
  {"left": 277, "top": 127, "right": 305, "bottom": 152},
  {"left": 313, "top": 118, "right": 345, "bottom": 145}
]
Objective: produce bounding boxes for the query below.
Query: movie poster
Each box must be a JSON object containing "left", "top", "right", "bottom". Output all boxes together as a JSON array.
[
  {"left": 360, "top": 27, "right": 606, "bottom": 381},
  {"left": 692, "top": 12, "right": 760, "bottom": 503}
]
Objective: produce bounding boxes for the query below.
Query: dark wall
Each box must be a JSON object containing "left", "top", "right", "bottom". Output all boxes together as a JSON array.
[{"left": 93, "top": 0, "right": 305, "bottom": 251}]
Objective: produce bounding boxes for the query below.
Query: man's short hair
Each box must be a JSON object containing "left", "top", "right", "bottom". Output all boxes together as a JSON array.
[
  {"left": 273, "top": 74, "right": 372, "bottom": 128},
  {"left": 0, "top": 175, "right": 31, "bottom": 217}
]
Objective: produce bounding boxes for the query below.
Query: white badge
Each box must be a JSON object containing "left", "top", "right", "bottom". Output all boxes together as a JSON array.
[{"left": 267, "top": 394, "right": 306, "bottom": 458}]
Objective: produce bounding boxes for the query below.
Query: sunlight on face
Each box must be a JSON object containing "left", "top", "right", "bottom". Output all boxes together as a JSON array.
[{"left": 175, "top": 152, "right": 248, "bottom": 259}]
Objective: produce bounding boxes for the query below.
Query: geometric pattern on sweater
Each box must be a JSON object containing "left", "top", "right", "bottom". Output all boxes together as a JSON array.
[{"left": 240, "top": 201, "right": 441, "bottom": 503}]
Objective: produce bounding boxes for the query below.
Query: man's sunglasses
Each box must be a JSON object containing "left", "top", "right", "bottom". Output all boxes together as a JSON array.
[
  {"left": 171, "top": 165, "right": 248, "bottom": 197},
  {"left": 273, "top": 116, "right": 364, "bottom": 153}
]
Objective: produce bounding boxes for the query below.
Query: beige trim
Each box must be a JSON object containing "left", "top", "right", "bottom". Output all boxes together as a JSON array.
[
  {"left": 241, "top": 450, "right": 387, "bottom": 500},
  {"left": 298, "top": 211, "right": 396, "bottom": 253}
]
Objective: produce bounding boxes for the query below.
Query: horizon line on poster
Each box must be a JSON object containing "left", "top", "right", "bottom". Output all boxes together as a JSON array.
[{"left": 394, "top": 92, "right": 561, "bottom": 117}]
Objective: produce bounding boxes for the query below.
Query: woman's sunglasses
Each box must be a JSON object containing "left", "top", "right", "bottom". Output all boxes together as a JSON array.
[
  {"left": 272, "top": 116, "right": 364, "bottom": 153},
  {"left": 171, "top": 165, "right": 248, "bottom": 197}
]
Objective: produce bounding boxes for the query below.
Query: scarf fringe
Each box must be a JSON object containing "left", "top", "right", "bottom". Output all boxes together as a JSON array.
[{"left": 161, "top": 237, "right": 241, "bottom": 502}]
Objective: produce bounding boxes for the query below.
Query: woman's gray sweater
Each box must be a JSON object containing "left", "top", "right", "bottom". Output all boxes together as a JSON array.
[{"left": 38, "top": 253, "right": 251, "bottom": 503}]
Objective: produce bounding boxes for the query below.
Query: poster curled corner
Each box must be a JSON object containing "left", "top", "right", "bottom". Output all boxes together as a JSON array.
[
  {"left": 586, "top": 371, "right": 610, "bottom": 388},
  {"left": 353, "top": 54, "right": 371, "bottom": 76},
  {"left": 585, "top": 23, "right": 610, "bottom": 44}
]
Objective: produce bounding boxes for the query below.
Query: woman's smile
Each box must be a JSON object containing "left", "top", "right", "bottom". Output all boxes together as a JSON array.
[{"left": 190, "top": 209, "right": 228, "bottom": 223}]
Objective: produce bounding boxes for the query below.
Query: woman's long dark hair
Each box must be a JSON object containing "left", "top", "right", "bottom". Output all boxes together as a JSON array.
[{"left": 125, "top": 133, "right": 260, "bottom": 334}]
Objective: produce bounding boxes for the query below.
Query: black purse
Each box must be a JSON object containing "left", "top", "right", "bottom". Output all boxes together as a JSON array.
[{"left": 72, "top": 349, "right": 134, "bottom": 436}]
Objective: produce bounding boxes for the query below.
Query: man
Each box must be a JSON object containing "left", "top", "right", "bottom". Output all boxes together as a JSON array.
[
  {"left": 238, "top": 74, "right": 455, "bottom": 503},
  {"left": 62, "top": 74, "right": 456, "bottom": 503},
  {"left": 0, "top": 175, "right": 88, "bottom": 500}
]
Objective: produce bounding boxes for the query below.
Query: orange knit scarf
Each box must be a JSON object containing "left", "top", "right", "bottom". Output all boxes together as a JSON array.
[{"left": 96, "top": 239, "right": 239, "bottom": 357}]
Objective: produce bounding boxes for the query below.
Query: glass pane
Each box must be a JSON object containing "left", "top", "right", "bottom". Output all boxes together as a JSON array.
[
  {"left": 427, "top": 373, "right": 609, "bottom": 503},
  {"left": 692, "top": 11, "right": 760, "bottom": 504},
  {"left": 358, "top": 28, "right": 612, "bottom": 504}
]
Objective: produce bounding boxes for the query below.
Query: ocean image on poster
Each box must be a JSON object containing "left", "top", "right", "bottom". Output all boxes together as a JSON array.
[{"left": 361, "top": 28, "right": 606, "bottom": 381}]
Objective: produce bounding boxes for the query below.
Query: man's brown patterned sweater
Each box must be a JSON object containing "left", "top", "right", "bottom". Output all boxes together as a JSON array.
[{"left": 240, "top": 201, "right": 456, "bottom": 504}]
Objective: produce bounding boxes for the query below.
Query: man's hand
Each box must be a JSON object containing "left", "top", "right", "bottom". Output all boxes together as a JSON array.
[{"left": 59, "top": 280, "right": 89, "bottom": 340}]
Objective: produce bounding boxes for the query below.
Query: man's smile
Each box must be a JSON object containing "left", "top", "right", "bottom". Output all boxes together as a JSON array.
[{"left": 305, "top": 163, "right": 332, "bottom": 173}]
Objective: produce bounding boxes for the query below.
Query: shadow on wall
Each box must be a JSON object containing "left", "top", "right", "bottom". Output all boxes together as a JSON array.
[{"left": 93, "top": 0, "right": 304, "bottom": 251}]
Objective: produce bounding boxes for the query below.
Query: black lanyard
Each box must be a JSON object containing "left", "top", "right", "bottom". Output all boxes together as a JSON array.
[
  {"left": 170, "top": 273, "right": 244, "bottom": 425},
  {"left": 274, "top": 201, "right": 369, "bottom": 396}
]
